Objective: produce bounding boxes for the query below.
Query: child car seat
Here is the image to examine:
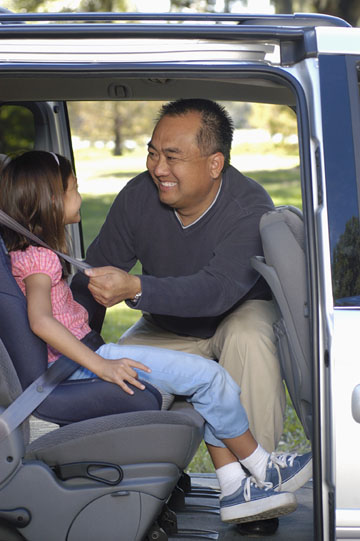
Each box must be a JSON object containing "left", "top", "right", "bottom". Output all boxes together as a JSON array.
[
  {"left": 251, "top": 206, "right": 312, "bottom": 440},
  {"left": 0, "top": 234, "right": 204, "bottom": 540}
]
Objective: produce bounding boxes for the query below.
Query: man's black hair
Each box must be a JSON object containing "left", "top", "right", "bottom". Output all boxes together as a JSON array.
[{"left": 158, "top": 98, "right": 234, "bottom": 170}]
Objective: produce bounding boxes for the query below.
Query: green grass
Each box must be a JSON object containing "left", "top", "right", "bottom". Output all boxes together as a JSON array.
[
  {"left": 251, "top": 167, "right": 301, "bottom": 209},
  {"left": 77, "top": 145, "right": 308, "bottom": 473},
  {"left": 80, "top": 193, "right": 117, "bottom": 249},
  {"left": 99, "top": 302, "right": 141, "bottom": 343}
]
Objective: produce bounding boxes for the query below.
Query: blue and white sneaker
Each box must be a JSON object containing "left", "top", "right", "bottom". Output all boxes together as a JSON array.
[
  {"left": 265, "top": 452, "right": 312, "bottom": 492},
  {"left": 220, "top": 476, "right": 297, "bottom": 524}
]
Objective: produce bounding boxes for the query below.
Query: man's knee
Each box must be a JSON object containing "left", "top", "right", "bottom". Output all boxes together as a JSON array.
[
  {"left": 212, "top": 301, "right": 278, "bottom": 368},
  {"left": 219, "top": 300, "right": 277, "bottom": 342},
  {"left": 119, "top": 316, "right": 207, "bottom": 356}
]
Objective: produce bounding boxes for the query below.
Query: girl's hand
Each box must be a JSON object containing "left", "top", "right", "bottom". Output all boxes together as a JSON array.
[
  {"left": 23, "top": 274, "right": 149, "bottom": 395},
  {"left": 96, "top": 357, "right": 151, "bottom": 395}
]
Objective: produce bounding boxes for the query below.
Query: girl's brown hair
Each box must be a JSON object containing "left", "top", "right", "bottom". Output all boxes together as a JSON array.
[{"left": 0, "top": 150, "right": 73, "bottom": 256}]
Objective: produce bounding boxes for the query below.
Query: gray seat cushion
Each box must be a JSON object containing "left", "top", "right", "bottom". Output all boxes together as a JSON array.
[{"left": 26, "top": 405, "right": 204, "bottom": 470}]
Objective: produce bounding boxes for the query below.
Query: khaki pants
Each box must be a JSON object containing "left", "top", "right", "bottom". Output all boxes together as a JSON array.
[{"left": 119, "top": 299, "right": 286, "bottom": 453}]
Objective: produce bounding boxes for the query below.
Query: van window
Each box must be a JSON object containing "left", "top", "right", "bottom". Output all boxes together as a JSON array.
[
  {"left": 0, "top": 105, "right": 35, "bottom": 155},
  {"left": 319, "top": 55, "right": 360, "bottom": 307}
]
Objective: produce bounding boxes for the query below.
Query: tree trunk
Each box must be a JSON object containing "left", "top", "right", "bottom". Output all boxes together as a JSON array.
[
  {"left": 113, "top": 109, "right": 122, "bottom": 156},
  {"left": 312, "top": 0, "right": 360, "bottom": 26},
  {"left": 274, "top": 0, "right": 293, "bottom": 13}
]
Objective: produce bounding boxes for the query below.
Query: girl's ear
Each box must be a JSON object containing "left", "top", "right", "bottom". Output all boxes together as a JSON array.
[{"left": 209, "top": 152, "right": 225, "bottom": 180}]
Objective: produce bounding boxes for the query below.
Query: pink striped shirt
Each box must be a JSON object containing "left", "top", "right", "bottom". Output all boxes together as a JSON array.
[{"left": 10, "top": 246, "right": 91, "bottom": 363}]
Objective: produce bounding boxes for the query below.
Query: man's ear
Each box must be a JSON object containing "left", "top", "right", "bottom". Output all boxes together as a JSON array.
[{"left": 209, "top": 152, "right": 225, "bottom": 179}]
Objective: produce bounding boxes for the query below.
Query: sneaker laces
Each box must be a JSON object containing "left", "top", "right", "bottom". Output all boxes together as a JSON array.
[
  {"left": 243, "top": 476, "right": 274, "bottom": 502},
  {"left": 268, "top": 452, "right": 298, "bottom": 491}
]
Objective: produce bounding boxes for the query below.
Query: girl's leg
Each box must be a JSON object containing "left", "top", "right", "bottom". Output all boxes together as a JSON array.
[
  {"left": 207, "top": 431, "right": 269, "bottom": 497},
  {"left": 68, "top": 343, "right": 298, "bottom": 523},
  {"left": 222, "top": 429, "right": 258, "bottom": 461},
  {"left": 207, "top": 445, "right": 240, "bottom": 470},
  {"left": 97, "top": 342, "right": 250, "bottom": 442},
  {"left": 68, "top": 343, "right": 270, "bottom": 480},
  {"left": 98, "top": 343, "right": 274, "bottom": 483},
  {"left": 223, "top": 429, "right": 270, "bottom": 482},
  {"left": 207, "top": 444, "right": 247, "bottom": 498}
]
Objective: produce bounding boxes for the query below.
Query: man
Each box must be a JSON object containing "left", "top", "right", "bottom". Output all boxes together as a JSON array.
[{"left": 78, "top": 98, "right": 286, "bottom": 454}]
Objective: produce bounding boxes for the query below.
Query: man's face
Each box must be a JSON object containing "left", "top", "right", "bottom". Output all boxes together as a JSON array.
[{"left": 146, "top": 111, "right": 223, "bottom": 223}]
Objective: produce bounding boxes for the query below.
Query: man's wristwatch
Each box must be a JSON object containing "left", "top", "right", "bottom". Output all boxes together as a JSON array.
[{"left": 130, "top": 291, "right": 142, "bottom": 305}]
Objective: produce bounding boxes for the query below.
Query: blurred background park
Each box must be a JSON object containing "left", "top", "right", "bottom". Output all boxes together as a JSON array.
[
  {"left": 1, "top": 0, "right": 360, "bottom": 27},
  {"left": 1, "top": 0, "right": 348, "bottom": 470}
]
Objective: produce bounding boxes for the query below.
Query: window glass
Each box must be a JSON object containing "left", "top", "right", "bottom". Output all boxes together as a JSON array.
[
  {"left": 320, "top": 56, "right": 360, "bottom": 306},
  {"left": 0, "top": 105, "right": 35, "bottom": 155},
  {"left": 332, "top": 216, "right": 360, "bottom": 303}
]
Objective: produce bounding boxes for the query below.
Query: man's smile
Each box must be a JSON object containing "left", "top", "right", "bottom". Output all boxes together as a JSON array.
[{"left": 158, "top": 180, "right": 177, "bottom": 188}]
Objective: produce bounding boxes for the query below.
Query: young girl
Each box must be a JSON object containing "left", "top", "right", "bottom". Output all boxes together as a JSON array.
[{"left": 0, "top": 151, "right": 311, "bottom": 524}]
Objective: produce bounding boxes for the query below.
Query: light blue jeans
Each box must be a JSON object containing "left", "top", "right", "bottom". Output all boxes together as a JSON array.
[{"left": 68, "top": 343, "right": 249, "bottom": 447}]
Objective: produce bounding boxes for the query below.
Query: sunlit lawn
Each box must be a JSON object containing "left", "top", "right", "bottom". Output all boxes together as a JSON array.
[{"left": 77, "top": 145, "right": 309, "bottom": 473}]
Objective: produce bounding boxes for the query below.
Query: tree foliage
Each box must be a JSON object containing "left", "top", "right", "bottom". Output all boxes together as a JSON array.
[
  {"left": 3, "top": 0, "right": 127, "bottom": 13},
  {"left": 67, "top": 101, "right": 164, "bottom": 154},
  {"left": 333, "top": 217, "right": 360, "bottom": 300},
  {"left": 311, "top": 0, "right": 360, "bottom": 26},
  {"left": 3, "top": 0, "right": 360, "bottom": 25},
  {"left": 247, "top": 103, "right": 297, "bottom": 136},
  {"left": 0, "top": 105, "right": 35, "bottom": 154}
]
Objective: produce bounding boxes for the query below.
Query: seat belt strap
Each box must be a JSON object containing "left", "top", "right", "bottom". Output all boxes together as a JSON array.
[
  {"left": 0, "top": 209, "right": 91, "bottom": 273},
  {"left": 0, "top": 355, "right": 77, "bottom": 444}
]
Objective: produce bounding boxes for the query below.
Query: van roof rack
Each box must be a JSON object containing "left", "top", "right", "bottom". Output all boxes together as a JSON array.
[
  {"left": 0, "top": 11, "right": 351, "bottom": 66},
  {"left": 0, "top": 11, "right": 351, "bottom": 28}
]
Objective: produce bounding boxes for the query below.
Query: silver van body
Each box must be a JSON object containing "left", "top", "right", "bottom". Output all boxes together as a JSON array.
[{"left": 1, "top": 11, "right": 360, "bottom": 540}]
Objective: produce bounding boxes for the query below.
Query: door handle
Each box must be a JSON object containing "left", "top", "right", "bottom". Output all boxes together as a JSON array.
[{"left": 351, "top": 384, "right": 360, "bottom": 423}]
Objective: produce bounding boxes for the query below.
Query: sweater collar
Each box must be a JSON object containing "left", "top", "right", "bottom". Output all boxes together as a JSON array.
[{"left": 174, "top": 178, "right": 223, "bottom": 229}]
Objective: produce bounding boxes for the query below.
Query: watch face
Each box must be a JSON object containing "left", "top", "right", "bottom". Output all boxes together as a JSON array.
[{"left": 131, "top": 292, "right": 142, "bottom": 303}]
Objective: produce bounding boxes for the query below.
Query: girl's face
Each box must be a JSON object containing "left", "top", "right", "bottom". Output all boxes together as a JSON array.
[{"left": 63, "top": 174, "right": 82, "bottom": 225}]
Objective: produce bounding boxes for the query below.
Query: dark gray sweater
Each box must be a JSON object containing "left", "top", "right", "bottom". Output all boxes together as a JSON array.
[{"left": 85, "top": 166, "right": 274, "bottom": 338}]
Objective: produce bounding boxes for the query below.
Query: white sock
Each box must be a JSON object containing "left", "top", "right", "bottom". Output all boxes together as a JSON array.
[
  {"left": 216, "top": 461, "right": 246, "bottom": 498},
  {"left": 239, "top": 444, "right": 270, "bottom": 483}
]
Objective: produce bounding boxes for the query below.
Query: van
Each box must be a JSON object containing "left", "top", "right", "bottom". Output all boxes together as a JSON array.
[{"left": 0, "top": 10, "right": 360, "bottom": 541}]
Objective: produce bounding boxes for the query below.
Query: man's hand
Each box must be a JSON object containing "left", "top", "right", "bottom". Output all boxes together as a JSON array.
[{"left": 85, "top": 266, "right": 141, "bottom": 307}]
